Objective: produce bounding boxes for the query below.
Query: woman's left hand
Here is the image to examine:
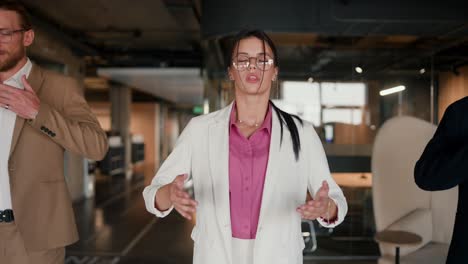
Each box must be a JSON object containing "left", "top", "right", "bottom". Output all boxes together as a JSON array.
[{"left": 296, "top": 181, "right": 337, "bottom": 221}]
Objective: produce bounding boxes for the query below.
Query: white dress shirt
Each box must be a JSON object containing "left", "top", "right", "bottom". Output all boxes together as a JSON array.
[{"left": 0, "top": 58, "right": 32, "bottom": 210}]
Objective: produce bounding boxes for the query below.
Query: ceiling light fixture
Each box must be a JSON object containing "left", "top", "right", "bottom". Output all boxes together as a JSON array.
[
  {"left": 380, "top": 85, "right": 406, "bottom": 96},
  {"left": 419, "top": 68, "right": 426, "bottom": 74},
  {"left": 307, "top": 77, "right": 314, "bottom": 83},
  {"left": 355, "top": 66, "right": 363, "bottom": 74}
]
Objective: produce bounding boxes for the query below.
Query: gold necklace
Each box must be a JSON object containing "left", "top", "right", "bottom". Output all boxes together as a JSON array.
[{"left": 236, "top": 119, "right": 260, "bottom": 127}]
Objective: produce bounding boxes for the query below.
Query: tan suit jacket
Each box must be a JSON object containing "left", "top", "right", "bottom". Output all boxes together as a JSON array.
[{"left": 7, "top": 64, "right": 108, "bottom": 251}]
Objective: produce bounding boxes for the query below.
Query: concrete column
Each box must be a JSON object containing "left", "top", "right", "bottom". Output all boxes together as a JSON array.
[
  {"left": 154, "top": 103, "right": 161, "bottom": 172},
  {"left": 159, "top": 104, "right": 169, "bottom": 162},
  {"left": 111, "top": 85, "right": 132, "bottom": 179}
]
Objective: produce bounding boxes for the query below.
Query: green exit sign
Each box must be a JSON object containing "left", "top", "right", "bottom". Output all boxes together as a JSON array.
[{"left": 193, "top": 105, "right": 203, "bottom": 114}]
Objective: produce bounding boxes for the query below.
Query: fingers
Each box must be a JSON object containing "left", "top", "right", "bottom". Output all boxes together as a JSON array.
[
  {"left": 0, "top": 88, "right": 21, "bottom": 113},
  {"left": 0, "top": 97, "right": 9, "bottom": 107},
  {"left": 173, "top": 174, "right": 187, "bottom": 189},
  {"left": 0, "top": 84, "right": 13, "bottom": 100},
  {"left": 171, "top": 174, "right": 197, "bottom": 220},
  {"left": 316, "top": 180, "right": 329, "bottom": 200},
  {"left": 0, "top": 97, "right": 13, "bottom": 112},
  {"left": 173, "top": 188, "right": 194, "bottom": 203},
  {"left": 174, "top": 195, "right": 197, "bottom": 220},
  {"left": 297, "top": 181, "right": 332, "bottom": 219},
  {"left": 296, "top": 204, "right": 322, "bottom": 220},
  {"left": 21, "top": 75, "right": 33, "bottom": 92},
  {"left": 297, "top": 193, "right": 329, "bottom": 220},
  {"left": 0, "top": 78, "right": 39, "bottom": 119},
  {"left": 173, "top": 191, "right": 197, "bottom": 219}
]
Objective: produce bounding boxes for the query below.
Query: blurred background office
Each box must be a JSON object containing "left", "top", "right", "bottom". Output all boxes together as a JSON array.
[{"left": 17, "top": 0, "right": 468, "bottom": 263}]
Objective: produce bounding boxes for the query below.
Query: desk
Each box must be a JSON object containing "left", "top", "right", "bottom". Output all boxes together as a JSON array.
[
  {"left": 332, "top": 173, "right": 372, "bottom": 188},
  {"left": 375, "top": 230, "right": 422, "bottom": 264}
]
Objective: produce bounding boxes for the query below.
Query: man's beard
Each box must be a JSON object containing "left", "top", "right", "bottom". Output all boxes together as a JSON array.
[{"left": 0, "top": 48, "right": 24, "bottom": 72}]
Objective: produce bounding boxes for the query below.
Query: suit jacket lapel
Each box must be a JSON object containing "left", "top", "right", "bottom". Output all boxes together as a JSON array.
[
  {"left": 10, "top": 64, "right": 44, "bottom": 156},
  {"left": 257, "top": 110, "right": 281, "bottom": 229},
  {"left": 208, "top": 102, "right": 233, "bottom": 264},
  {"left": 207, "top": 103, "right": 282, "bottom": 263}
]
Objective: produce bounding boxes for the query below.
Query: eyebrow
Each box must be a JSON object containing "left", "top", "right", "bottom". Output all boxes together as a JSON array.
[{"left": 236, "top": 52, "right": 272, "bottom": 56}]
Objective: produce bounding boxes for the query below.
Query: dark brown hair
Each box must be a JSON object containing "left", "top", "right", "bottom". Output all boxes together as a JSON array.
[
  {"left": 0, "top": 1, "right": 33, "bottom": 30},
  {"left": 228, "top": 29, "right": 303, "bottom": 161}
]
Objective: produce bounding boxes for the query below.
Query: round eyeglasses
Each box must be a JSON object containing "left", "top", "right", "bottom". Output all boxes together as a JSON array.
[{"left": 232, "top": 54, "right": 274, "bottom": 71}]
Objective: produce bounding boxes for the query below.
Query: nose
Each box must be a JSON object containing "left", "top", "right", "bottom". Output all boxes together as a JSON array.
[{"left": 248, "top": 57, "right": 257, "bottom": 70}]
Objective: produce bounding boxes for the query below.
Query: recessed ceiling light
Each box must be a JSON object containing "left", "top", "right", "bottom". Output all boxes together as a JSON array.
[
  {"left": 355, "top": 66, "right": 363, "bottom": 74},
  {"left": 307, "top": 77, "right": 314, "bottom": 83},
  {"left": 419, "top": 68, "right": 426, "bottom": 74}
]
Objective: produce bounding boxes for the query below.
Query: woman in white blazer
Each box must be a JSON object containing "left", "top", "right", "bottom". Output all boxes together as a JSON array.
[{"left": 143, "top": 29, "right": 347, "bottom": 264}]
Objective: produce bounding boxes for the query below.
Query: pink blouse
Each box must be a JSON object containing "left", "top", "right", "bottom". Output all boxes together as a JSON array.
[{"left": 228, "top": 104, "right": 272, "bottom": 239}]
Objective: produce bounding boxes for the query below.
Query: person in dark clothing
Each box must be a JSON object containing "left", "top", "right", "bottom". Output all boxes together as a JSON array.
[{"left": 414, "top": 96, "right": 468, "bottom": 263}]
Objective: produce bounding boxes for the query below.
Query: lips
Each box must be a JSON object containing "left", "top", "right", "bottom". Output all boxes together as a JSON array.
[{"left": 246, "top": 73, "right": 259, "bottom": 83}]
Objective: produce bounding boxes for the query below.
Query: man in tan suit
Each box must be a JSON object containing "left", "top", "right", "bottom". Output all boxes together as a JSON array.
[{"left": 0, "top": 1, "right": 108, "bottom": 263}]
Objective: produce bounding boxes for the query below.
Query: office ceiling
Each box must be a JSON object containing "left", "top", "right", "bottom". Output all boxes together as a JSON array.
[
  {"left": 19, "top": 0, "right": 468, "bottom": 104},
  {"left": 98, "top": 68, "right": 204, "bottom": 105}
]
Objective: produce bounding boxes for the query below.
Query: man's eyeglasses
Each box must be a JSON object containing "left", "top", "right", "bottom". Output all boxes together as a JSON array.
[
  {"left": 0, "top": 29, "right": 27, "bottom": 43},
  {"left": 232, "top": 54, "right": 274, "bottom": 71}
]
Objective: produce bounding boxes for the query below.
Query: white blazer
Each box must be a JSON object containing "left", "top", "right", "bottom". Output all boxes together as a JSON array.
[{"left": 143, "top": 103, "right": 347, "bottom": 264}]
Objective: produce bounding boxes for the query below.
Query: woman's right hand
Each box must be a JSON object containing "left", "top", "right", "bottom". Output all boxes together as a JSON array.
[{"left": 170, "top": 174, "right": 198, "bottom": 220}]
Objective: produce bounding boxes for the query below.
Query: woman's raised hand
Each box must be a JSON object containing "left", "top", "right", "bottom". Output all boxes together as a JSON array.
[{"left": 169, "top": 174, "right": 198, "bottom": 220}]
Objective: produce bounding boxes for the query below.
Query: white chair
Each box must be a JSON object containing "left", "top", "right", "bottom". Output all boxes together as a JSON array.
[
  {"left": 301, "top": 219, "right": 317, "bottom": 253},
  {"left": 372, "top": 116, "right": 458, "bottom": 264}
]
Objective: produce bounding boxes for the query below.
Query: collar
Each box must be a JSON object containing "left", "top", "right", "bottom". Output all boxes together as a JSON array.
[
  {"left": 229, "top": 101, "right": 272, "bottom": 134},
  {"left": 4, "top": 58, "right": 33, "bottom": 88}
]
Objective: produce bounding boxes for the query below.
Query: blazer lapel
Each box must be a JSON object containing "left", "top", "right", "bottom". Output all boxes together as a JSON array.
[
  {"left": 208, "top": 102, "right": 233, "bottom": 264},
  {"left": 10, "top": 64, "right": 44, "bottom": 156},
  {"left": 257, "top": 110, "right": 281, "bottom": 229}
]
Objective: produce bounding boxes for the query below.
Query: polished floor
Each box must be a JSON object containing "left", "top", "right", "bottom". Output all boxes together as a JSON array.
[{"left": 65, "top": 174, "right": 380, "bottom": 264}]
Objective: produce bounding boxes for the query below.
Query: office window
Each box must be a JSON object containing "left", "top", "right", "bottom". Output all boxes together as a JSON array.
[
  {"left": 323, "top": 108, "right": 363, "bottom": 125},
  {"left": 277, "top": 81, "right": 367, "bottom": 126},
  {"left": 277, "top": 81, "right": 321, "bottom": 126},
  {"left": 321, "top": 82, "right": 366, "bottom": 107}
]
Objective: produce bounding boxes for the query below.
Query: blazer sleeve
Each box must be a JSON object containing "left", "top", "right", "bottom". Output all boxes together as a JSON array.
[
  {"left": 28, "top": 77, "right": 108, "bottom": 160},
  {"left": 143, "top": 119, "right": 193, "bottom": 217},
  {"left": 414, "top": 103, "right": 468, "bottom": 191},
  {"left": 305, "top": 124, "right": 348, "bottom": 228}
]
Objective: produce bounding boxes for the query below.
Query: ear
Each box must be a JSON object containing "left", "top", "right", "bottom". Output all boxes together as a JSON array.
[
  {"left": 272, "top": 67, "right": 279, "bottom": 81},
  {"left": 23, "top": 29, "right": 34, "bottom": 47}
]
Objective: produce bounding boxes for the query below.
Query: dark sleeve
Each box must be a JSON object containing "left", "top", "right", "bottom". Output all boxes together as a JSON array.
[{"left": 414, "top": 103, "right": 468, "bottom": 191}]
